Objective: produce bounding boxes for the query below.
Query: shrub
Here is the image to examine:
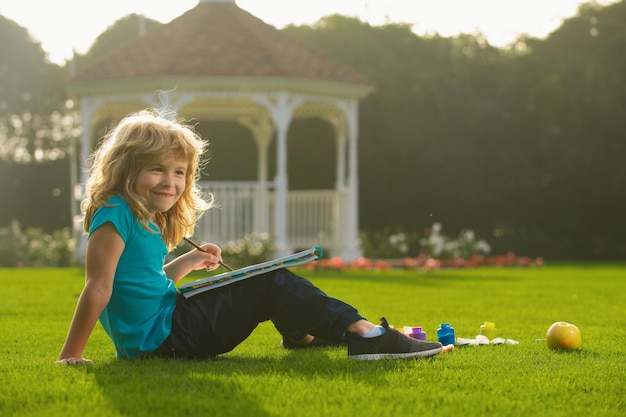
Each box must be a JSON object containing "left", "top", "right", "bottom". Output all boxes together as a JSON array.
[
  {"left": 360, "top": 227, "right": 421, "bottom": 258},
  {"left": 0, "top": 221, "right": 29, "bottom": 266},
  {"left": 26, "top": 227, "right": 75, "bottom": 267},
  {"left": 0, "top": 221, "right": 75, "bottom": 267},
  {"left": 222, "top": 232, "right": 275, "bottom": 269},
  {"left": 360, "top": 223, "right": 491, "bottom": 260},
  {"left": 419, "top": 223, "right": 491, "bottom": 260}
]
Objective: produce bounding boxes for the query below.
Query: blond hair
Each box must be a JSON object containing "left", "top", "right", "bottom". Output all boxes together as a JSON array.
[{"left": 81, "top": 109, "right": 213, "bottom": 250}]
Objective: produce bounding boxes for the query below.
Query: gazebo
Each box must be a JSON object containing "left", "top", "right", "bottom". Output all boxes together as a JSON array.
[{"left": 68, "top": 0, "right": 373, "bottom": 259}]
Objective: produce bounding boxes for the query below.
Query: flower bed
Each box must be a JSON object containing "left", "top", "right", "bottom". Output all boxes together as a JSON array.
[{"left": 303, "top": 251, "right": 544, "bottom": 271}]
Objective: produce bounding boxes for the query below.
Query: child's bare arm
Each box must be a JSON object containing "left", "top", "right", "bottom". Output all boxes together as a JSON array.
[
  {"left": 164, "top": 242, "right": 222, "bottom": 282},
  {"left": 57, "top": 223, "right": 123, "bottom": 364}
]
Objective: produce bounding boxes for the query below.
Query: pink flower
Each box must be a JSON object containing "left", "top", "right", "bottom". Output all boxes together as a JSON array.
[
  {"left": 374, "top": 259, "right": 392, "bottom": 270},
  {"left": 451, "top": 257, "right": 466, "bottom": 268},
  {"left": 351, "top": 257, "right": 373, "bottom": 269},
  {"left": 424, "top": 258, "right": 441, "bottom": 270},
  {"left": 467, "top": 254, "right": 484, "bottom": 267},
  {"left": 403, "top": 257, "right": 417, "bottom": 269},
  {"left": 328, "top": 256, "right": 346, "bottom": 270}
]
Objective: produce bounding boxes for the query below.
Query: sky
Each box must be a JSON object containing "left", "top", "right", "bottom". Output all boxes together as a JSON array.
[{"left": 0, "top": 0, "right": 618, "bottom": 65}]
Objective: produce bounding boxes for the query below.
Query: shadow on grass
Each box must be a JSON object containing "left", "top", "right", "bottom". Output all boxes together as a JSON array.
[
  {"left": 91, "top": 358, "right": 274, "bottom": 416},
  {"left": 91, "top": 350, "right": 441, "bottom": 415}
]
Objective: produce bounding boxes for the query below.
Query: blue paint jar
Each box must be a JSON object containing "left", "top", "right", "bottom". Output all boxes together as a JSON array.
[{"left": 437, "top": 323, "right": 456, "bottom": 345}]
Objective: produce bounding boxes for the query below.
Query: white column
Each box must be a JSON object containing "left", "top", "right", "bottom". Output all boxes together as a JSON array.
[
  {"left": 272, "top": 93, "right": 292, "bottom": 256},
  {"left": 340, "top": 100, "right": 362, "bottom": 260},
  {"left": 331, "top": 118, "right": 348, "bottom": 251},
  {"left": 75, "top": 98, "right": 99, "bottom": 262},
  {"left": 335, "top": 121, "right": 347, "bottom": 190},
  {"left": 239, "top": 117, "right": 274, "bottom": 233},
  {"left": 254, "top": 92, "right": 301, "bottom": 256}
]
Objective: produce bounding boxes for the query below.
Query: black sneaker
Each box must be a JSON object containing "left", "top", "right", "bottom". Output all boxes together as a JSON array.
[
  {"left": 346, "top": 317, "right": 443, "bottom": 360},
  {"left": 281, "top": 336, "right": 344, "bottom": 350}
]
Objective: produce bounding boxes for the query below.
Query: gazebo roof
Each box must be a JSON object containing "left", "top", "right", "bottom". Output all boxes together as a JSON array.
[{"left": 71, "top": 0, "right": 370, "bottom": 87}]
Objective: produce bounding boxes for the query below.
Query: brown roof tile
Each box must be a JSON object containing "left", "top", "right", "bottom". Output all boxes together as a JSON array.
[{"left": 72, "top": 2, "right": 370, "bottom": 86}]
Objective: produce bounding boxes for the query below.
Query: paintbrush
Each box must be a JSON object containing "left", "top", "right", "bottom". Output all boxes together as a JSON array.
[{"left": 183, "top": 237, "right": 234, "bottom": 271}]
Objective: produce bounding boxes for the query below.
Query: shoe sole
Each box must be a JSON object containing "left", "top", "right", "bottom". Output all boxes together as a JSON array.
[{"left": 348, "top": 346, "right": 443, "bottom": 360}]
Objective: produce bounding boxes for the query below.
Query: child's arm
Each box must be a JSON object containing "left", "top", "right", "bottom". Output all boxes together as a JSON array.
[
  {"left": 164, "top": 242, "right": 222, "bottom": 282},
  {"left": 57, "top": 223, "right": 123, "bottom": 364}
]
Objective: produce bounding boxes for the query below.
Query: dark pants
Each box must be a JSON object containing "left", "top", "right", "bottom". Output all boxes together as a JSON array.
[{"left": 150, "top": 268, "right": 364, "bottom": 359}]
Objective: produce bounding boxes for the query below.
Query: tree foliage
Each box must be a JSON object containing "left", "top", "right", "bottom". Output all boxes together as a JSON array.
[
  {"left": 0, "top": 16, "right": 78, "bottom": 232},
  {"left": 0, "top": 15, "right": 65, "bottom": 115},
  {"left": 1, "top": 2, "right": 625, "bottom": 258},
  {"left": 284, "top": 2, "right": 626, "bottom": 259},
  {"left": 71, "top": 14, "right": 162, "bottom": 72}
]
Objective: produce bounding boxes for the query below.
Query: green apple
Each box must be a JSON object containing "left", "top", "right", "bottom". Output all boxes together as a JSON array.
[{"left": 546, "top": 321, "right": 582, "bottom": 350}]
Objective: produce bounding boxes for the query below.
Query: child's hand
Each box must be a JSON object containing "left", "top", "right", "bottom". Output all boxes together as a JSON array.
[
  {"left": 56, "top": 357, "right": 93, "bottom": 365},
  {"left": 188, "top": 242, "right": 223, "bottom": 271},
  {"left": 165, "top": 241, "right": 225, "bottom": 281}
]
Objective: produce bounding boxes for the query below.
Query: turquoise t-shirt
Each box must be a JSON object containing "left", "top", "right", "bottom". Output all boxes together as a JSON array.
[{"left": 89, "top": 196, "right": 178, "bottom": 358}]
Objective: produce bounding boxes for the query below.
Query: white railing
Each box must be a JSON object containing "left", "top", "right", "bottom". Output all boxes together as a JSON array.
[
  {"left": 281, "top": 190, "right": 337, "bottom": 250},
  {"left": 196, "top": 181, "right": 340, "bottom": 251},
  {"left": 196, "top": 181, "right": 261, "bottom": 245}
]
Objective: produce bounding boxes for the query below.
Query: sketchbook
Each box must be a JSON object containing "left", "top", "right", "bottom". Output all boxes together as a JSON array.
[{"left": 179, "top": 246, "right": 323, "bottom": 298}]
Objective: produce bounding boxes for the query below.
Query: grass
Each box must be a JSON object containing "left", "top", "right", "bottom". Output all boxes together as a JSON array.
[{"left": 1, "top": 264, "right": 625, "bottom": 417}]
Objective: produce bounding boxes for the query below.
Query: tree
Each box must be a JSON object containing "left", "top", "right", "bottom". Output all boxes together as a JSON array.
[
  {"left": 71, "top": 14, "right": 162, "bottom": 72},
  {"left": 0, "top": 15, "right": 76, "bottom": 231},
  {"left": 493, "top": 0, "right": 626, "bottom": 248},
  {"left": 284, "top": 4, "right": 626, "bottom": 259},
  {"left": 0, "top": 15, "right": 65, "bottom": 115}
]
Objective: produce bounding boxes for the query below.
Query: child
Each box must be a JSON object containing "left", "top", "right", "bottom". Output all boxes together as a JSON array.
[{"left": 57, "top": 109, "right": 442, "bottom": 364}]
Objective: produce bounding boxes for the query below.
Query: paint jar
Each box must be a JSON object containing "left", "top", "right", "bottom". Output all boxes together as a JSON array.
[
  {"left": 479, "top": 322, "right": 497, "bottom": 340},
  {"left": 404, "top": 326, "right": 426, "bottom": 340},
  {"left": 437, "top": 323, "right": 456, "bottom": 345}
]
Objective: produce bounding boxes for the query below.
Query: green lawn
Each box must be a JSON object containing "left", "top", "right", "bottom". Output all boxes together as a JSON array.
[{"left": 1, "top": 264, "right": 624, "bottom": 417}]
